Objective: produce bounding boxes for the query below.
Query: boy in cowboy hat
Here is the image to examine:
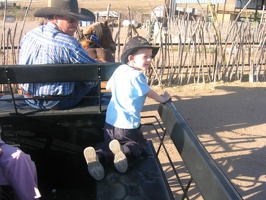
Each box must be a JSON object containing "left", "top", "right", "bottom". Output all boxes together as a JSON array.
[
  {"left": 0, "top": 127, "right": 41, "bottom": 199},
  {"left": 83, "top": 36, "right": 171, "bottom": 180},
  {"left": 19, "top": 0, "right": 98, "bottom": 110}
]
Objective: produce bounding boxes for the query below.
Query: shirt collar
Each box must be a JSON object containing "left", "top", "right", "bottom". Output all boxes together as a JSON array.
[{"left": 47, "top": 21, "right": 61, "bottom": 31}]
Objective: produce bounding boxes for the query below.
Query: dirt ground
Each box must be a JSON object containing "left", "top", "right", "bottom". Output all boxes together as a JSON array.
[{"left": 141, "top": 82, "right": 266, "bottom": 200}]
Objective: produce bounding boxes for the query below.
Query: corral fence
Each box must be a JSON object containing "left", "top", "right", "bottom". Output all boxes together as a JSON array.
[
  {"left": 143, "top": 17, "right": 266, "bottom": 86},
  {"left": 1, "top": 9, "right": 266, "bottom": 92}
]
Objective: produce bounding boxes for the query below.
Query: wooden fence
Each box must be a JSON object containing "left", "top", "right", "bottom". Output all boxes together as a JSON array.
[
  {"left": 1, "top": 16, "right": 266, "bottom": 88},
  {"left": 147, "top": 17, "right": 266, "bottom": 86}
]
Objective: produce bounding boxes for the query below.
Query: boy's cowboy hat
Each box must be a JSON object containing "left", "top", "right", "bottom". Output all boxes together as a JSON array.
[
  {"left": 34, "top": 0, "right": 95, "bottom": 21},
  {"left": 121, "top": 36, "right": 159, "bottom": 64}
]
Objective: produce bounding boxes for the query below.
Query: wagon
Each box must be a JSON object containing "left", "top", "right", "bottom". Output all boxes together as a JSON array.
[{"left": 0, "top": 63, "right": 242, "bottom": 200}]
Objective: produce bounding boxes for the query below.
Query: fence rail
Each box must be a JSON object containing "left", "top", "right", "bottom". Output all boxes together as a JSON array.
[
  {"left": 1, "top": 16, "right": 266, "bottom": 86},
  {"left": 146, "top": 18, "right": 266, "bottom": 85}
]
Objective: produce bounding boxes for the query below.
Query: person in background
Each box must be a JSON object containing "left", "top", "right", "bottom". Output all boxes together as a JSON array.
[
  {"left": 83, "top": 36, "right": 171, "bottom": 180},
  {"left": 0, "top": 126, "right": 41, "bottom": 200},
  {"left": 19, "top": 0, "right": 97, "bottom": 110}
]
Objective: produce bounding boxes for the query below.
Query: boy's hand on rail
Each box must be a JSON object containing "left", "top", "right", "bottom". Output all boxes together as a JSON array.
[{"left": 161, "top": 91, "right": 171, "bottom": 103}]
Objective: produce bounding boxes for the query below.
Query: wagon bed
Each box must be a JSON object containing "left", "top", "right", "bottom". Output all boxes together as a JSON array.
[{"left": 0, "top": 63, "right": 242, "bottom": 200}]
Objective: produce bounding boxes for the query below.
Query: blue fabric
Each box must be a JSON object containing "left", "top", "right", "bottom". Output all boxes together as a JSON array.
[
  {"left": 105, "top": 64, "right": 150, "bottom": 129},
  {"left": 24, "top": 82, "right": 96, "bottom": 110},
  {"left": 18, "top": 22, "right": 98, "bottom": 109},
  {"left": 90, "top": 33, "right": 101, "bottom": 48}
]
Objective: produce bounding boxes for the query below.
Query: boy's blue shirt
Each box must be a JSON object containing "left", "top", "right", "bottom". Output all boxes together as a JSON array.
[{"left": 106, "top": 64, "right": 150, "bottom": 129}]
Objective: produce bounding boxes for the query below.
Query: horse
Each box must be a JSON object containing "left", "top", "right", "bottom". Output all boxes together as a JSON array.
[{"left": 80, "top": 21, "right": 116, "bottom": 62}]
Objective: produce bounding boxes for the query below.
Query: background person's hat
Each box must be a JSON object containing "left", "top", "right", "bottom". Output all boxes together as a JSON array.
[
  {"left": 121, "top": 36, "right": 159, "bottom": 64},
  {"left": 34, "top": 0, "right": 95, "bottom": 21}
]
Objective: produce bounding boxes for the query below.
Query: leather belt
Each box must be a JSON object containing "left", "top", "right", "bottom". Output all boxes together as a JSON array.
[
  {"left": 23, "top": 91, "right": 61, "bottom": 99},
  {"left": 23, "top": 91, "right": 34, "bottom": 98}
]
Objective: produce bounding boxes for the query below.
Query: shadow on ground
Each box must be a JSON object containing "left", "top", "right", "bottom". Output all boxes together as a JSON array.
[{"left": 142, "top": 85, "right": 266, "bottom": 200}]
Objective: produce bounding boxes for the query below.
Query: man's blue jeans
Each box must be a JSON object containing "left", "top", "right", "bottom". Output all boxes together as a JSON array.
[{"left": 24, "top": 82, "right": 98, "bottom": 110}]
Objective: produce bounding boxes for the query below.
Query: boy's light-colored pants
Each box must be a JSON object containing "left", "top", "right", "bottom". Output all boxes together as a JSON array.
[{"left": 0, "top": 143, "right": 41, "bottom": 200}]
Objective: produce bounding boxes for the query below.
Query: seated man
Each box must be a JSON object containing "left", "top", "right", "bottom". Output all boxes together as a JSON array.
[
  {"left": 19, "top": 0, "right": 98, "bottom": 110},
  {"left": 0, "top": 127, "right": 41, "bottom": 200}
]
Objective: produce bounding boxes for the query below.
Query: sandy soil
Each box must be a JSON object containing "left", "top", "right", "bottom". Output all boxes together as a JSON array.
[{"left": 141, "top": 82, "right": 266, "bottom": 200}]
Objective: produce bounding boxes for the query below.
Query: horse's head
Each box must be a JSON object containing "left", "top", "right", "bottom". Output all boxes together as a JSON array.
[{"left": 81, "top": 21, "right": 116, "bottom": 54}]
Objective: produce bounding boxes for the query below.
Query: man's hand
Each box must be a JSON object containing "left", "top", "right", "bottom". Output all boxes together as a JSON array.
[{"left": 0, "top": 148, "right": 2, "bottom": 156}]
